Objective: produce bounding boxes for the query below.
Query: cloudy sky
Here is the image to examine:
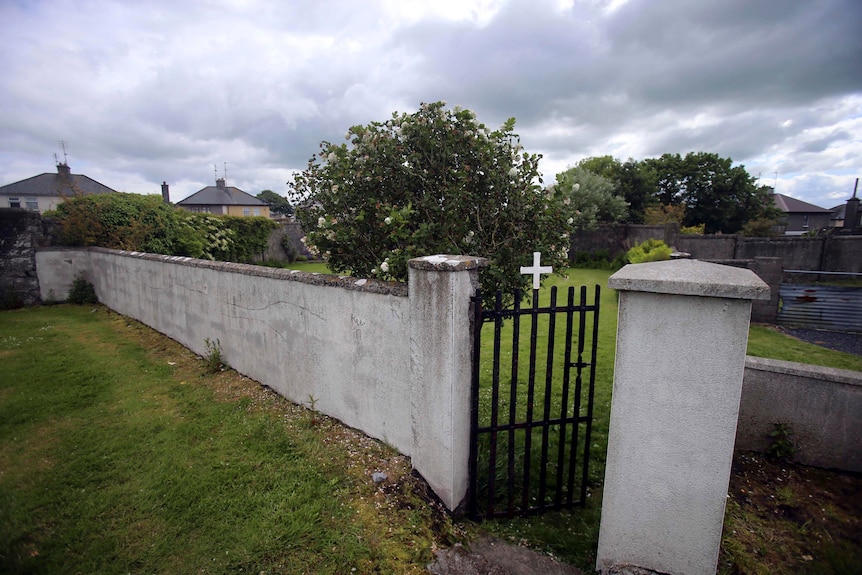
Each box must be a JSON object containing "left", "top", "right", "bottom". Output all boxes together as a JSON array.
[{"left": 1, "top": 0, "right": 860, "bottom": 209}]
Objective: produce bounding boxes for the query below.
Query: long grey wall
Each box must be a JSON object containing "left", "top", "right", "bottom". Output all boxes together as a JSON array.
[
  {"left": 570, "top": 224, "right": 862, "bottom": 274},
  {"left": 738, "top": 356, "right": 862, "bottom": 473},
  {"left": 36, "top": 247, "right": 485, "bottom": 510}
]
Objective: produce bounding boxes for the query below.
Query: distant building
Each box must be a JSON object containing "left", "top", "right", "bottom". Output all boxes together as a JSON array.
[
  {"left": 772, "top": 193, "right": 832, "bottom": 235},
  {"left": 0, "top": 163, "right": 117, "bottom": 213},
  {"left": 174, "top": 178, "right": 269, "bottom": 217}
]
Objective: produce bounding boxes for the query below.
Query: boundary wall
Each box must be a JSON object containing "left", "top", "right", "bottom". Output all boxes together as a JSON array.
[
  {"left": 570, "top": 224, "right": 862, "bottom": 274},
  {"left": 738, "top": 356, "right": 862, "bottom": 473},
  {"left": 36, "top": 247, "right": 485, "bottom": 511}
]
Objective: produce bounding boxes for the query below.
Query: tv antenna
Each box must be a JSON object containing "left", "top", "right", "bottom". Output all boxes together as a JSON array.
[
  {"left": 223, "top": 162, "right": 228, "bottom": 183},
  {"left": 59, "top": 141, "right": 68, "bottom": 164},
  {"left": 214, "top": 164, "right": 218, "bottom": 180}
]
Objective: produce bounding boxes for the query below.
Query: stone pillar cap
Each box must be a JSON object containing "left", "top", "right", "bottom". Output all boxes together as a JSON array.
[
  {"left": 408, "top": 255, "right": 489, "bottom": 272},
  {"left": 609, "top": 259, "right": 770, "bottom": 300}
]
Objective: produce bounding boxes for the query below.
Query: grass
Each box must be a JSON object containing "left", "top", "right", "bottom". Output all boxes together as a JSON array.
[
  {"left": 0, "top": 305, "right": 453, "bottom": 574},
  {"left": 2, "top": 264, "right": 859, "bottom": 574},
  {"left": 747, "top": 325, "right": 862, "bottom": 372}
]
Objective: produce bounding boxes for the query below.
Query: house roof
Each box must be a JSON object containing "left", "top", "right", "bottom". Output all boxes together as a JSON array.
[
  {"left": 772, "top": 193, "right": 830, "bottom": 214},
  {"left": 177, "top": 182, "right": 266, "bottom": 207},
  {"left": 0, "top": 169, "right": 117, "bottom": 197}
]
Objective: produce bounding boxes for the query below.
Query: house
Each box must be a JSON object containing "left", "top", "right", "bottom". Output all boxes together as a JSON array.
[
  {"left": 771, "top": 193, "right": 832, "bottom": 235},
  {"left": 0, "top": 163, "right": 117, "bottom": 213},
  {"left": 174, "top": 178, "right": 269, "bottom": 217}
]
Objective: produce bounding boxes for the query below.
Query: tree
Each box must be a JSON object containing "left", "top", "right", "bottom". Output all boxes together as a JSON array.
[
  {"left": 552, "top": 166, "right": 628, "bottom": 228},
  {"left": 641, "top": 152, "right": 773, "bottom": 234},
  {"left": 577, "top": 156, "right": 656, "bottom": 223},
  {"left": 288, "top": 101, "right": 577, "bottom": 297},
  {"left": 256, "top": 190, "right": 293, "bottom": 216},
  {"left": 615, "top": 159, "right": 657, "bottom": 223}
]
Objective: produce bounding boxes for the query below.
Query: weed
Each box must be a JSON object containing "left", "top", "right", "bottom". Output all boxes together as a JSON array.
[
  {"left": 203, "top": 337, "right": 225, "bottom": 373},
  {"left": 766, "top": 422, "right": 795, "bottom": 461}
]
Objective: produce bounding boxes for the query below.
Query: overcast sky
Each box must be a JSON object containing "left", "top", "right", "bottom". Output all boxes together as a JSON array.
[{"left": 1, "top": 0, "right": 860, "bottom": 209}]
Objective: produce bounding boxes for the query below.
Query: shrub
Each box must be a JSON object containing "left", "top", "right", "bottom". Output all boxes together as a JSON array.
[
  {"left": 626, "top": 239, "right": 672, "bottom": 264},
  {"left": 66, "top": 276, "right": 98, "bottom": 304},
  {"left": 280, "top": 235, "right": 298, "bottom": 263},
  {"left": 47, "top": 194, "right": 275, "bottom": 264},
  {"left": 289, "top": 101, "right": 577, "bottom": 298}
]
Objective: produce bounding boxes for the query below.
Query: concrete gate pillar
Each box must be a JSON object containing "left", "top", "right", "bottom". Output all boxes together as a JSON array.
[
  {"left": 408, "top": 255, "right": 487, "bottom": 512},
  {"left": 596, "top": 259, "right": 769, "bottom": 575}
]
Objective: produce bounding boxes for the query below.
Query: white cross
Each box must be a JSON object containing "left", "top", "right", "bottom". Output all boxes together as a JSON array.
[{"left": 520, "top": 251, "right": 553, "bottom": 290}]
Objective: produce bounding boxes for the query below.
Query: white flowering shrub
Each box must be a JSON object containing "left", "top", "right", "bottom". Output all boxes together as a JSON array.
[{"left": 289, "top": 102, "right": 577, "bottom": 296}]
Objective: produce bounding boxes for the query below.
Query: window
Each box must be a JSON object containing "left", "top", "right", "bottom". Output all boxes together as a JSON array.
[
  {"left": 8, "top": 197, "right": 21, "bottom": 208},
  {"left": 803, "top": 214, "right": 809, "bottom": 228},
  {"left": 26, "top": 197, "right": 39, "bottom": 210},
  {"left": 253, "top": 207, "right": 261, "bottom": 216},
  {"left": 243, "top": 207, "right": 251, "bottom": 216}
]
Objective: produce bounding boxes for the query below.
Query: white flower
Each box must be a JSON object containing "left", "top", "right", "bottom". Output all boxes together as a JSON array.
[
  {"left": 573, "top": 183, "right": 580, "bottom": 191},
  {"left": 384, "top": 216, "right": 392, "bottom": 225},
  {"left": 567, "top": 217, "right": 574, "bottom": 224},
  {"left": 318, "top": 216, "right": 326, "bottom": 226},
  {"left": 380, "top": 261, "right": 390, "bottom": 273},
  {"left": 327, "top": 152, "right": 337, "bottom": 163},
  {"left": 508, "top": 167, "right": 518, "bottom": 177},
  {"left": 331, "top": 184, "right": 339, "bottom": 193},
  {"left": 372, "top": 267, "right": 378, "bottom": 274},
  {"left": 345, "top": 132, "right": 351, "bottom": 140},
  {"left": 454, "top": 105, "right": 463, "bottom": 113},
  {"left": 563, "top": 197, "right": 571, "bottom": 205}
]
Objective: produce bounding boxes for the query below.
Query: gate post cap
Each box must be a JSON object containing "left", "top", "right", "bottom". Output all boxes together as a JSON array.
[
  {"left": 408, "top": 255, "right": 489, "bottom": 272},
  {"left": 609, "top": 259, "right": 770, "bottom": 300}
]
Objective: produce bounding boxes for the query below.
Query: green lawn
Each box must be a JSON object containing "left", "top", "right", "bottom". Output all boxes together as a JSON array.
[
  {"left": 0, "top": 306, "right": 449, "bottom": 574},
  {"left": 2, "top": 265, "right": 858, "bottom": 574}
]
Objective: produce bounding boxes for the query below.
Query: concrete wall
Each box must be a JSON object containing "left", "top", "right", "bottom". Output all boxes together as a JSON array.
[
  {"left": 571, "top": 225, "right": 862, "bottom": 274},
  {"left": 597, "top": 260, "right": 769, "bottom": 575},
  {"left": 738, "top": 356, "right": 862, "bottom": 473},
  {"left": 36, "top": 247, "right": 485, "bottom": 510}
]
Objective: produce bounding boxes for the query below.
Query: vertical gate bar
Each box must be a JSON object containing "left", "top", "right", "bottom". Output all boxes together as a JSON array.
[
  {"left": 555, "top": 286, "right": 576, "bottom": 507},
  {"left": 579, "top": 285, "right": 600, "bottom": 505},
  {"left": 487, "top": 291, "right": 505, "bottom": 516},
  {"left": 522, "top": 288, "right": 540, "bottom": 512},
  {"left": 468, "top": 289, "right": 483, "bottom": 518},
  {"left": 507, "top": 290, "right": 522, "bottom": 516},
  {"left": 537, "top": 287, "right": 558, "bottom": 510},
  {"left": 567, "top": 284, "right": 589, "bottom": 504}
]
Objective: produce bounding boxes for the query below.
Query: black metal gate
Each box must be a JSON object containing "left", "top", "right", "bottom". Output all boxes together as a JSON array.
[{"left": 468, "top": 285, "right": 600, "bottom": 519}]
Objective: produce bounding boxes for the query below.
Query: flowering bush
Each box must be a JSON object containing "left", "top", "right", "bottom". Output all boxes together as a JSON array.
[{"left": 289, "top": 102, "right": 577, "bottom": 296}]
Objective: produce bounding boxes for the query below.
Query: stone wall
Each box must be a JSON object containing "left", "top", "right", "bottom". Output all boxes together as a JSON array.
[{"left": 0, "top": 208, "right": 52, "bottom": 306}]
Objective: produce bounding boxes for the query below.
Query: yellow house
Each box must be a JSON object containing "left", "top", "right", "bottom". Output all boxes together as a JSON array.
[{"left": 175, "top": 178, "right": 270, "bottom": 217}]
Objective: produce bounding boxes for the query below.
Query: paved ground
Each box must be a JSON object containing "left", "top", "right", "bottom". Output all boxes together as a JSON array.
[
  {"left": 780, "top": 327, "right": 862, "bottom": 356},
  {"left": 428, "top": 534, "right": 584, "bottom": 575}
]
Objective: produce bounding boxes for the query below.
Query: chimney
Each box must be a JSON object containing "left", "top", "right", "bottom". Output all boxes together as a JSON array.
[
  {"left": 844, "top": 178, "right": 860, "bottom": 231},
  {"left": 57, "top": 163, "right": 71, "bottom": 180},
  {"left": 161, "top": 181, "right": 170, "bottom": 204},
  {"left": 216, "top": 177, "right": 226, "bottom": 190}
]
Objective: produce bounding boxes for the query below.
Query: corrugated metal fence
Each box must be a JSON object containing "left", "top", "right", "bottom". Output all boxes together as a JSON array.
[{"left": 778, "top": 283, "right": 862, "bottom": 333}]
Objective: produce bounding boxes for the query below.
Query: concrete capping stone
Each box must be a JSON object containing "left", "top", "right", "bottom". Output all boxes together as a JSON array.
[
  {"left": 609, "top": 258, "right": 770, "bottom": 300},
  {"left": 84, "top": 246, "right": 409, "bottom": 296},
  {"left": 408, "top": 254, "right": 489, "bottom": 272},
  {"left": 745, "top": 355, "right": 862, "bottom": 386}
]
